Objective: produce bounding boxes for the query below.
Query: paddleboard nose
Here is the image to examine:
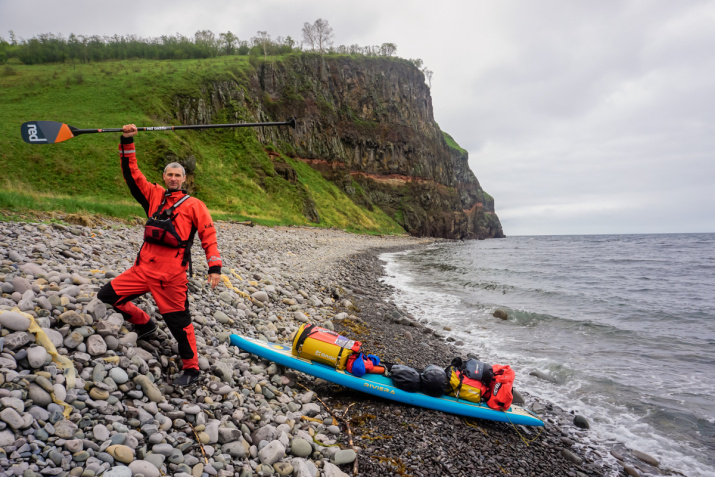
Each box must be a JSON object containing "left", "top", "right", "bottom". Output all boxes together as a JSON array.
[{"left": 229, "top": 334, "right": 242, "bottom": 348}]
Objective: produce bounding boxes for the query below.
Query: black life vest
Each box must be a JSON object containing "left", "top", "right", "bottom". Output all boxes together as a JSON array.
[
  {"left": 144, "top": 193, "right": 191, "bottom": 248},
  {"left": 138, "top": 193, "right": 197, "bottom": 274}
]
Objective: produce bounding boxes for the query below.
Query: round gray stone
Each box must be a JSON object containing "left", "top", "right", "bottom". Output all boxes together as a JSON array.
[
  {"left": 289, "top": 438, "right": 312, "bottom": 457},
  {"left": 128, "top": 459, "right": 161, "bottom": 477},
  {"left": 0, "top": 408, "right": 24, "bottom": 429},
  {"left": 573, "top": 415, "right": 590, "bottom": 429},
  {"left": 93, "top": 424, "right": 110, "bottom": 442},
  {"left": 11, "top": 277, "right": 31, "bottom": 294},
  {"left": 331, "top": 449, "right": 357, "bottom": 465},
  {"left": 0, "top": 397, "right": 25, "bottom": 413},
  {"left": 108, "top": 367, "right": 129, "bottom": 384},
  {"left": 54, "top": 419, "right": 79, "bottom": 438},
  {"left": 86, "top": 334, "right": 108, "bottom": 356},
  {"left": 0, "top": 311, "right": 31, "bottom": 331},
  {"left": 26, "top": 346, "right": 48, "bottom": 368},
  {"left": 102, "top": 467, "right": 132, "bottom": 477},
  {"left": 151, "top": 443, "right": 174, "bottom": 457},
  {"left": 28, "top": 383, "right": 53, "bottom": 407}
]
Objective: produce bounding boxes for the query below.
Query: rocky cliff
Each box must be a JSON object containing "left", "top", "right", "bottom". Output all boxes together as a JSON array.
[{"left": 174, "top": 54, "right": 504, "bottom": 239}]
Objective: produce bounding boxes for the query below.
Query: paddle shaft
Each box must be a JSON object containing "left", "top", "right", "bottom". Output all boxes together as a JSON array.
[{"left": 74, "top": 119, "right": 296, "bottom": 136}]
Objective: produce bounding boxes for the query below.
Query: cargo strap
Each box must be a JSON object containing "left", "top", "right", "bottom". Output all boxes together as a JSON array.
[
  {"left": 294, "top": 323, "right": 317, "bottom": 352},
  {"left": 335, "top": 344, "right": 349, "bottom": 369},
  {"left": 154, "top": 193, "right": 191, "bottom": 220},
  {"left": 447, "top": 365, "right": 466, "bottom": 399}
]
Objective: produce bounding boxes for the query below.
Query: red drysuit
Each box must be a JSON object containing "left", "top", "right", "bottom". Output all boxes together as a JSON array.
[{"left": 98, "top": 136, "right": 222, "bottom": 370}]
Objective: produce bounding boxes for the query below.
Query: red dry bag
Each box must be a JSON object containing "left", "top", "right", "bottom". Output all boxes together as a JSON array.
[{"left": 485, "top": 364, "right": 515, "bottom": 411}]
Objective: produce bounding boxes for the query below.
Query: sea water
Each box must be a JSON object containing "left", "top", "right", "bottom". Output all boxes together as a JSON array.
[{"left": 380, "top": 234, "right": 715, "bottom": 476}]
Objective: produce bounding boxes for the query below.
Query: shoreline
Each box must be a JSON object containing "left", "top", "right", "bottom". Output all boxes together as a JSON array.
[
  {"left": 0, "top": 220, "right": 645, "bottom": 476},
  {"left": 329, "top": 246, "right": 620, "bottom": 477}
]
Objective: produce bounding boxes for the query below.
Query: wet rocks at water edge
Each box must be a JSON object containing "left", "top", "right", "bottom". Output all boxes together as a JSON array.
[
  {"left": 493, "top": 308, "right": 508, "bottom": 320},
  {"left": 573, "top": 414, "right": 590, "bottom": 429},
  {"left": 0, "top": 219, "right": 624, "bottom": 476}
]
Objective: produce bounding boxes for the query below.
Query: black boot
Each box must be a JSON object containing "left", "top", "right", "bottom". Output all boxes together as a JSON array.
[
  {"left": 174, "top": 368, "right": 201, "bottom": 387},
  {"left": 134, "top": 319, "right": 157, "bottom": 341}
]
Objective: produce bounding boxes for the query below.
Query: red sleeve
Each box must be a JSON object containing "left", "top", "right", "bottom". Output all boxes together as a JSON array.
[
  {"left": 118, "top": 137, "right": 163, "bottom": 217},
  {"left": 193, "top": 200, "right": 222, "bottom": 273}
]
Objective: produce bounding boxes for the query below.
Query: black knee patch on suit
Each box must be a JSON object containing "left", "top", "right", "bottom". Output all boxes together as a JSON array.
[
  {"left": 97, "top": 282, "right": 144, "bottom": 321},
  {"left": 163, "top": 309, "right": 191, "bottom": 329},
  {"left": 163, "top": 309, "right": 194, "bottom": 360},
  {"left": 97, "top": 282, "right": 118, "bottom": 305}
]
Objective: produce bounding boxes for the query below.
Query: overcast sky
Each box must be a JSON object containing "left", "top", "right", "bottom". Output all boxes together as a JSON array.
[{"left": 2, "top": 0, "right": 714, "bottom": 235}]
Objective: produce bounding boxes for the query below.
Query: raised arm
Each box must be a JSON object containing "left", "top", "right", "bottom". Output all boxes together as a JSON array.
[{"left": 118, "top": 124, "right": 157, "bottom": 217}]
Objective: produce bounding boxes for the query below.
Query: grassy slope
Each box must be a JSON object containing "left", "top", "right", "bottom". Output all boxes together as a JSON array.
[
  {"left": 0, "top": 58, "right": 405, "bottom": 235},
  {"left": 442, "top": 131, "right": 467, "bottom": 156}
]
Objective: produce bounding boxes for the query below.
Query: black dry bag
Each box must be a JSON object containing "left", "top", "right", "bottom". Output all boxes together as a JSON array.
[
  {"left": 449, "top": 357, "right": 494, "bottom": 385},
  {"left": 420, "top": 364, "right": 449, "bottom": 397},
  {"left": 390, "top": 365, "right": 421, "bottom": 393}
]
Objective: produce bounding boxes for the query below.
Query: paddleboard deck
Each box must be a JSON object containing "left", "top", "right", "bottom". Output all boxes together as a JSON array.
[{"left": 229, "top": 334, "right": 544, "bottom": 427}]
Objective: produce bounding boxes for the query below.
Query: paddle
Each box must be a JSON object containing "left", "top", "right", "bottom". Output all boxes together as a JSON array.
[{"left": 20, "top": 118, "right": 297, "bottom": 144}]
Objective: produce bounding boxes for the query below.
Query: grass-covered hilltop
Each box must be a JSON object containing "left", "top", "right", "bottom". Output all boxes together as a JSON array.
[{"left": 0, "top": 28, "right": 503, "bottom": 239}]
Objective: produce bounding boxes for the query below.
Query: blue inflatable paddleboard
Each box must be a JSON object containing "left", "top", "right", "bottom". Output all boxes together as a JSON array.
[{"left": 229, "top": 334, "right": 544, "bottom": 427}]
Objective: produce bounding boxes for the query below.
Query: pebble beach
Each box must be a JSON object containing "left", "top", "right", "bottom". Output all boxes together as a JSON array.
[{"left": 0, "top": 218, "right": 647, "bottom": 477}]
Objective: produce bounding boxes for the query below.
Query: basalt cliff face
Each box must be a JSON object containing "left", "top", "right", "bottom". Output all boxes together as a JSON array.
[{"left": 175, "top": 55, "right": 504, "bottom": 239}]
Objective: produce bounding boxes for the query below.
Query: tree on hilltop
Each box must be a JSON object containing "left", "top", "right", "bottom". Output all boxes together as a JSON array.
[
  {"left": 424, "top": 68, "right": 433, "bottom": 88},
  {"left": 302, "top": 22, "right": 316, "bottom": 51},
  {"left": 0, "top": 35, "right": 9, "bottom": 64},
  {"left": 219, "top": 31, "right": 238, "bottom": 55},
  {"left": 302, "top": 18, "right": 334, "bottom": 54},
  {"left": 254, "top": 31, "right": 271, "bottom": 61},
  {"left": 194, "top": 30, "right": 218, "bottom": 56},
  {"left": 380, "top": 42, "right": 397, "bottom": 57}
]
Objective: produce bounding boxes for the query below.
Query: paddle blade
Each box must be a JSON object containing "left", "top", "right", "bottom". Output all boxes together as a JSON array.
[{"left": 21, "top": 121, "right": 75, "bottom": 144}]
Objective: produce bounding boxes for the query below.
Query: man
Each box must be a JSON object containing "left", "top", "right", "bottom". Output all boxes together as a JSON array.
[{"left": 98, "top": 124, "right": 222, "bottom": 386}]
